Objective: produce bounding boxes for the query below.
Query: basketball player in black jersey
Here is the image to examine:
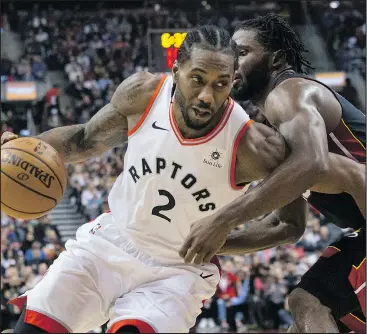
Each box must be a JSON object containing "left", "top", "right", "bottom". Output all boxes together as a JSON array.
[{"left": 180, "top": 14, "right": 365, "bottom": 332}]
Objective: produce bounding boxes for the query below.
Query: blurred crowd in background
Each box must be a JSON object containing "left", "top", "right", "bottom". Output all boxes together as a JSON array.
[
  {"left": 309, "top": 2, "right": 366, "bottom": 80},
  {"left": 1, "top": 212, "right": 64, "bottom": 330},
  {"left": 0, "top": 1, "right": 364, "bottom": 333}
]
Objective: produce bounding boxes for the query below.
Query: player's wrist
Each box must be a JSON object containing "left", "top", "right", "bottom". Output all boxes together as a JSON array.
[{"left": 214, "top": 208, "right": 242, "bottom": 231}]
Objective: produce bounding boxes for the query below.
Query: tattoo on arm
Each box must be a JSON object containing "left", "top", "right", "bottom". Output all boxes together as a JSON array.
[
  {"left": 37, "top": 125, "right": 96, "bottom": 161},
  {"left": 85, "top": 104, "right": 128, "bottom": 149},
  {"left": 126, "top": 80, "right": 145, "bottom": 105},
  {"left": 63, "top": 126, "right": 97, "bottom": 158},
  {"left": 36, "top": 72, "right": 152, "bottom": 163}
]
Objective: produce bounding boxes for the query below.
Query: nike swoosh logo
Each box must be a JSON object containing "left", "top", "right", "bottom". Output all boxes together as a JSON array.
[
  {"left": 152, "top": 121, "right": 169, "bottom": 131},
  {"left": 200, "top": 273, "right": 214, "bottom": 279}
]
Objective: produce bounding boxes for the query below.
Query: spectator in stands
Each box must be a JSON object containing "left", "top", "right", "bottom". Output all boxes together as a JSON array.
[
  {"left": 264, "top": 269, "right": 288, "bottom": 330},
  {"left": 24, "top": 241, "right": 46, "bottom": 267},
  {"left": 65, "top": 56, "right": 84, "bottom": 83},
  {"left": 3, "top": 110, "right": 15, "bottom": 133},
  {"left": 283, "top": 262, "right": 300, "bottom": 293},
  {"left": 298, "top": 218, "right": 322, "bottom": 252},
  {"left": 217, "top": 260, "right": 239, "bottom": 329},
  {"left": 315, "top": 225, "right": 331, "bottom": 251},
  {"left": 31, "top": 54, "right": 47, "bottom": 81},
  {"left": 43, "top": 107, "right": 64, "bottom": 130},
  {"left": 314, "top": 3, "right": 366, "bottom": 81},
  {"left": 1, "top": 212, "right": 64, "bottom": 331},
  {"left": 81, "top": 183, "right": 103, "bottom": 220},
  {"left": 278, "top": 295, "right": 293, "bottom": 329},
  {"left": 226, "top": 267, "right": 251, "bottom": 332},
  {"left": 69, "top": 180, "right": 83, "bottom": 213},
  {"left": 1, "top": 52, "right": 13, "bottom": 76},
  {"left": 33, "top": 215, "right": 61, "bottom": 244}
]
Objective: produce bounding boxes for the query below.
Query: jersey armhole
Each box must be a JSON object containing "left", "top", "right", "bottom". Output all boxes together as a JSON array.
[
  {"left": 229, "top": 120, "right": 254, "bottom": 190},
  {"left": 127, "top": 75, "right": 167, "bottom": 137}
]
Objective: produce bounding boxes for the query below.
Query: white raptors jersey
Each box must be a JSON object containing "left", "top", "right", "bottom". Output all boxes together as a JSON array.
[{"left": 108, "top": 75, "right": 253, "bottom": 264}]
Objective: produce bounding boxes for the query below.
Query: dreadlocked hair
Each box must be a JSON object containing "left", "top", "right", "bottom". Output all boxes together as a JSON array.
[
  {"left": 171, "top": 25, "right": 237, "bottom": 97},
  {"left": 235, "top": 13, "right": 314, "bottom": 74}
]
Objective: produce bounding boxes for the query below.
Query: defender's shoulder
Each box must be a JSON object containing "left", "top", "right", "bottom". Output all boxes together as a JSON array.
[
  {"left": 267, "top": 78, "right": 317, "bottom": 106},
  {"left": 269, "top": 77, "right": 336, "bottom": 107},
  {"left": 266, "top": 76, "right": 340, "bottom": 129}
]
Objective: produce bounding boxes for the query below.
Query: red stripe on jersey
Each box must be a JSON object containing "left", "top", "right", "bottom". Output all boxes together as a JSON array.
[
  {"left": 230, "top": 120, "right": 254, "bottom": 190},
  {"left": 339, "top": 313, "right": 366, "bottom": 333},
  {"left": 328, "top": 120, "right": 366, "bottom": 163},
  {"left": 349, "top": 258, "right": 366, "bottom": 316}
]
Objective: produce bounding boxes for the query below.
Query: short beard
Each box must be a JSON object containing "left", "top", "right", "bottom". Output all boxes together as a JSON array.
[
  {"left": 231, "top": 83, "right": 247, "bottom": 101},
  {"left": 231, "top": 55, "right": 271, "bottom": 102},
  {"left": 175, "top": 84, "right": 210, "bottom": 130}
]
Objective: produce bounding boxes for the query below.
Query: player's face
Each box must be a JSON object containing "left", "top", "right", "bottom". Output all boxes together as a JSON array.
[
  {"left": 231, "top": 29, "right": 273, "bottom": 101},
  {"left": 173, "top": 47, "right": 234, "bottom": 130}
]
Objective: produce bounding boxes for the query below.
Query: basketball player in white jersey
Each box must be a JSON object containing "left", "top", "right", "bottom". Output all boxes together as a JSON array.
[{"left": 0, "top": 25, "right": 362, "bottom": 333}]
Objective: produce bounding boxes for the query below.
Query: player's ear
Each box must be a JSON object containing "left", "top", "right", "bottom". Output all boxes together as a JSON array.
[
  {"left": 272, "top": 50, "right": 285, "bottom": 69},
  {"left": 172, "top": 60, "right": 179, "bottom": 83}
]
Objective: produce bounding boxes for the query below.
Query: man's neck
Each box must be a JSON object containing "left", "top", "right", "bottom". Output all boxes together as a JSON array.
[
  {"left": 251, "top": 66, "right": 293, "bottom": 112},
  {"left": 172, "top": 99, "right": 229, "bottom": 139}
]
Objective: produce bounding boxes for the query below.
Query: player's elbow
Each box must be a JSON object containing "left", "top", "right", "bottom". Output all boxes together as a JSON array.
[
  {"left": 314, "top": 155, "right": 329, "bottom": 175},
  {"left": 301, "top": 154, "right": 329, "bottom": 183},
  {"left": 313, "top": 160, "right": 329, "bottom": 183}
]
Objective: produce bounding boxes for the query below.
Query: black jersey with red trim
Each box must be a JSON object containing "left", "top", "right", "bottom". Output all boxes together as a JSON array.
[{"left": 272, "top": 71, "right": 366, "bottom": 230}]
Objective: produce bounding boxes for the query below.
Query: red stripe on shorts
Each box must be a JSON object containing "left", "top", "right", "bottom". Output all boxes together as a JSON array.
[
  {"left": 107, "top": 319, "right": 156, "bottom": 333},
  {"left": 25, "top": 309, "right": 69, "bottom": 333},
  {"left": 8, "top": 295, "right": 27, "bottom": 310}
]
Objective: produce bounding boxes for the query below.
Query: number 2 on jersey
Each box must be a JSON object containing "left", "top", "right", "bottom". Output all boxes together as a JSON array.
[{"left": 151, "top": 189, "right": 176, "bottom": 222}]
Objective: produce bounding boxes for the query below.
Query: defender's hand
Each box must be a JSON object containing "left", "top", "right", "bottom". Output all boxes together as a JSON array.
[{"left": 179, "top": 215, "right": 231, "bottom": 264}]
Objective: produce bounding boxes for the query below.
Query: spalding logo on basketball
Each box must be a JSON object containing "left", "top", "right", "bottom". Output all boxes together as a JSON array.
[
  {"left": 1, "top": 138, "right": 67, "bottom": 220},
  {"left": 17, "top": 173, "right": 30, "bottom": 181},
  {"left": 2, "top": 152, "right": 55, "bottom": 188}
]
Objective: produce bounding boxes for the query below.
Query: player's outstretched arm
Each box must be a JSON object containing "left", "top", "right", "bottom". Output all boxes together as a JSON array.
[
  {"left": 217, "top": 154, "right": 364, "bottom": 256},
  {"left": 1, "top": 72, "right": 159, "bottom": 164},
  {"left": 310, "top": 153, "right": 365, "bottom": 217},
  {"left": 215, "top": 80, "right": 330, "bottom": 229},
  {"left": 217, "top": 196, "right": 307, "bottom": 256},
  {"left": 235, "top": 125, "right": 365, "bottom": 217}
]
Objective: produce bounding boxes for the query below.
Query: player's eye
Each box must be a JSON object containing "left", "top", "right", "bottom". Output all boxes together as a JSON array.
[
  {"left": 216, "top": 82, "right": 228, "bottom": 88},
  {"left": 239, "top": 50, "right": 248, "bottom": 56},
  {"left": 191, "top": 75, "right": 203, "bottom": 83}
]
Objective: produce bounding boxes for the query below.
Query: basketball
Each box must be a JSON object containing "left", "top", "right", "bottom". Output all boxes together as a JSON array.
[{"left": 1, "top": 137, "right": 67, "bottom": 220}]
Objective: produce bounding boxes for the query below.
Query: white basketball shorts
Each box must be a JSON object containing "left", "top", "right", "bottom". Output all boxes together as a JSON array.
[{"left": 10, "top": 212, "right": 221, "bottom": 333}]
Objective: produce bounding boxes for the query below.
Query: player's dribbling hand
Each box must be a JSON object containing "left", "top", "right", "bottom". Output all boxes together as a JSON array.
[
  {"left": 1, "top": 131, "right": 18, "bottom": 145},
  {"left": 179, "top": 215, "right": 231, "bottom": 265}
]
